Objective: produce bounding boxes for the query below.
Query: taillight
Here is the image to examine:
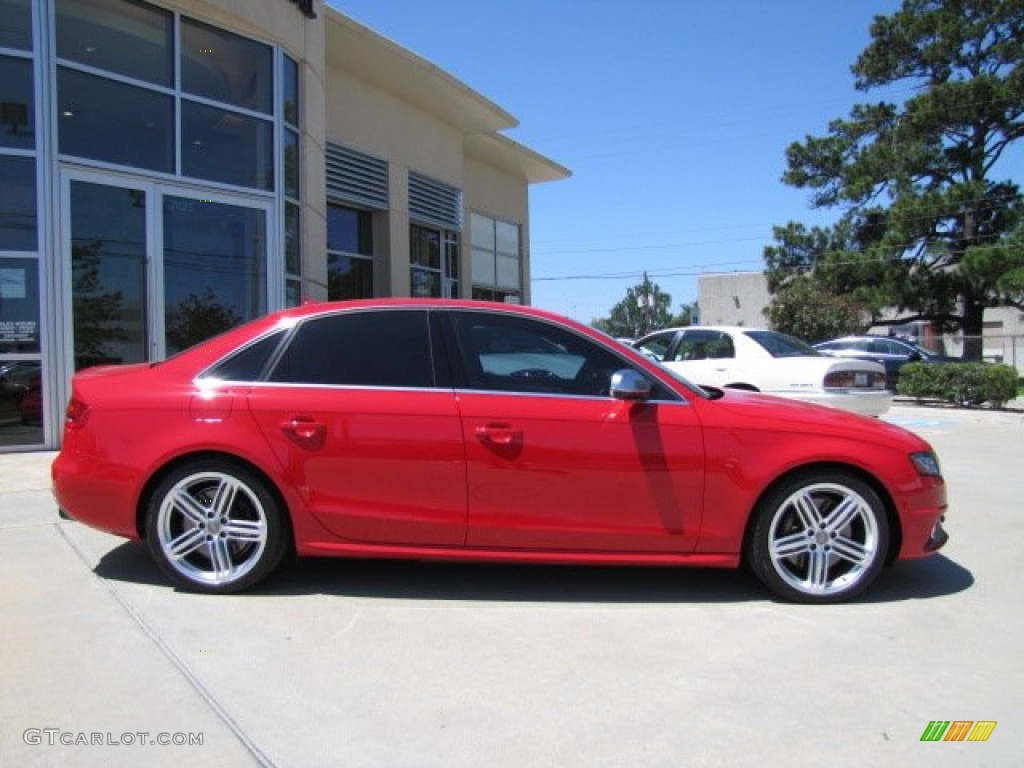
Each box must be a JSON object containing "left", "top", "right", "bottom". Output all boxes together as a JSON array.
[
  {"left": 65, "top": 397, "right": 90, "bottom": 429},
  {"left": 823, "top": 370, "right": 885, "bottom": 390}
]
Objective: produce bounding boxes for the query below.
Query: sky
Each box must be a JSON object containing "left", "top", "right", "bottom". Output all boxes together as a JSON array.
[{"left": 328, "top": 0, "right": 908, "bottom": 322}]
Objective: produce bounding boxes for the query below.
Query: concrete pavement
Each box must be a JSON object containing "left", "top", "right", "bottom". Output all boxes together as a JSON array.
[{"left": 1, "top": 405, "right": 1022, "bottom": 767}]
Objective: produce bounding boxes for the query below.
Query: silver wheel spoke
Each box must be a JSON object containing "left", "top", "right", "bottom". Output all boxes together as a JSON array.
[
  {"left": 772, "top": 531, "right": 811, "bottom": 559},
  {"left": 222, "top": 518, "right": 265, "bottom": 543},
  {"left": 212, "top": 479, "right": 239, "bottom": 518},
  {"left": 167, "top": 528, "right": 207, "bottom": 560},
  {"left": 806, "top": 549, "right": 830, "bottom": 589},
  {"left": 208, "top": 537, "right": 234, "bottom": 578},
  {"left": 793, "top": 492, "right": 822, "bottom": 530},
  {"left": 171, "top": 489, "right": 208, "bottom": 526},
  {"left": 824, "top": 496, "right": 861, "bottom": 533},
  {"left": 831, "top": 534, "right": 871, "bottom": 566}
]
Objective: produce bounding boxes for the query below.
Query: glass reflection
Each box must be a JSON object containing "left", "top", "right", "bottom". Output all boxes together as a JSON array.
[
  {"left": 0, "top": 257, "right": 41, "bottom": 354},
  {"left": 56, "top": 0, "right": 173, "bottom": 87},
  {"left": 0, "top": 359, "right": 43, "bottom": 447},
  {"left": 181, "top": 17, "right": 272, "bottom": 114},
  {"left": 0, "top": 0, "right": 33, "bottom": 52},
  {"left": 0, "top": 56, "right": 34, "bottom": 150},
  {"left": 70, "top": 181, "right": 148, "bottom": 370},
  {"left": 181, "top": 100, "right": 273, "bottom": 190},
  {"left": 163, "top": 197, "right": 266, "bottom": 355},
  {"left": 58, "top": 68, "right": 174, "bottom": 172},
  {"left": 327, "top": 255, "right": 373, "bottom": 300},
  {"left": 0, "top": 156, "right": 36, "bottom": 251}
]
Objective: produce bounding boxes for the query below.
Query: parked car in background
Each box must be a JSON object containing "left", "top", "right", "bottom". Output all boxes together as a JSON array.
[
  {"left": 634, "top": 326, "right": 891, "bottom": 417},
  {"left": 814, "top": 335, "right": 959, "bottom": 390},
  {"left": 52, "top": 300, "right": 947, "bottom": 603}
]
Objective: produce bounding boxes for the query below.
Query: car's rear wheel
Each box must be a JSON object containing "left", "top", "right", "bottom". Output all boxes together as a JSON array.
[
  {"left": 145, "top": 460, "right": 289, "bottom": 593},
  {"left": 747, "top": 471, "right": 889, "bottom": 603}
]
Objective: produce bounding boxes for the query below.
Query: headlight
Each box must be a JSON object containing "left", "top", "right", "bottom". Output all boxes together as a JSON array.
[{"left": 910, "top": 451, "right": 942, "bottom": 477}]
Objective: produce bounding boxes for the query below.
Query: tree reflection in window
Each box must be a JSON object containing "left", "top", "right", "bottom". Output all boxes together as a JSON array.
[
  {"left": 165, "top": 288, "right": 241, "bottom": 355},
  {"left": 71, "top": 239, "right": 127, "bottom": 370}
]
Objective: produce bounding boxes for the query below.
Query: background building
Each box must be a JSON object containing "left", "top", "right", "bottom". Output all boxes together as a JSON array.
[{"left": 0, "top": 0, "right": 569, "bottom": 451}]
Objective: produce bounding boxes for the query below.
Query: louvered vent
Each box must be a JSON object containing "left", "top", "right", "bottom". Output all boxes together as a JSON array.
[
  {"left": 326, "top": 142, "right": 388, "bottom": 209},
  {"left": 409, "top": 171, "right": 462, "bottom": 231}
]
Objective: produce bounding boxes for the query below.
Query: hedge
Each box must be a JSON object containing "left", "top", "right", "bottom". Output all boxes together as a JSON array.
[{"left": 896, "top": 362, "right": 1020, "bottom": 408}]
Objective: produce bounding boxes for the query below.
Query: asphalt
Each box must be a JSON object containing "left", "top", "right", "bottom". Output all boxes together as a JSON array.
[{"left": 1, "top": 404, "right": 1022, "bottom": 767}]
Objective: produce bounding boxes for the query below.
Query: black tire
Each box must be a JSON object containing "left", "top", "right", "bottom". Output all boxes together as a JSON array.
[
  {"left": 746, "top": 471, "right": 889, "bottom": 604},
  {"left": 145, "top": 459, "right": 290, "bottom": 593}
]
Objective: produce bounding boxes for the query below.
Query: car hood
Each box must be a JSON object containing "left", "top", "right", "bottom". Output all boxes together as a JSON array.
[{"left": 693, "top": 387, "right": 926, "bottom": 448}]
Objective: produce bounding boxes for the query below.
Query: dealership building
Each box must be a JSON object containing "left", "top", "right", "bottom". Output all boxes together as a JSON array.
[{"left": 0, "top": 0, "right": 570, "bottom": 451}]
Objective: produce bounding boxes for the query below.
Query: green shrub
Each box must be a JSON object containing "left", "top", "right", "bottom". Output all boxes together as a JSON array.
[{"left": 896, "top": 362, "right": 1019, "bottom": 408}]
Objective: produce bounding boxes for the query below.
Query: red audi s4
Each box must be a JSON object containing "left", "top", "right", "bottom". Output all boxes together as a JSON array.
[{"left": 52, "top": 300, "right": 949, "bottom": 603}]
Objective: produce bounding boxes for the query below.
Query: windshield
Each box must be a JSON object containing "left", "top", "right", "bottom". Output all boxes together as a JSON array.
[{"left": 745, "top": 330, "right": 820, "bottom": 358}]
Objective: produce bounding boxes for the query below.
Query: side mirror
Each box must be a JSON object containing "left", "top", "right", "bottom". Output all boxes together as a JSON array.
[
  {"left": 610, "top": 369, "right": 652, "bottom": 401},
  {"left": 908, "top": 351, "right": 922, "bottom": 361}
]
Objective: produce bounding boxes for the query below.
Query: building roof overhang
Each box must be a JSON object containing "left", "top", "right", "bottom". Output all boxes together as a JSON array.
[{"left": 324, "top": 6, "right": 569, "bottom": 184}]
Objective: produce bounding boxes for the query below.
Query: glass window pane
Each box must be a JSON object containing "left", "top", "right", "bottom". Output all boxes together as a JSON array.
[
  {"left": 410, "top": 225, "right": 440, "bottom": 269},
  {"left": 163, "top": 197, "right": 266, "bottom": 355},
  {"left": 444, "top": 236, "right": 459, "bottom": 280},
  {"left": 58, "top": 67, "right": 174, "bottom": 172},
  {"left": 451, "top": 311, "right": 632, "bottom": 398},
  {"left": 327, "top": 205, "right": 372, "bottom": 255},
  {"left": 284, "top": 128, "right": 299, "bottom": 198},
  {"left": 411, "top": 267, "right": 439, "bottom": 298},
  {"left": 285, "top": 202, "right": 300, "bottom": 274},
  {"left": 472, "top": 248, "right": 495, "bottom": 285},
  {"left": 56, "top": 0, "right": 173, "bottom": 87},
  {"left": 496, "top": 254, "right": 520, "bottom": 290},
  {"left": 205, "top": 329, "right": 285, "bottom": 382},
  {"left": 496, "top": 220, "right": 519, "bottom": 256},
  {"left": 0, "top": 356, "right": 43, "bottom": 446},
  {"left": 283, "top": 55, "right": 299, "bottom": 126},
  {"left": 181, "top": 17, "right": 273, "bottom": 114},
  {"left": 0, "top": 56, "right": 34, "bottom": 150},
  {"left": 0, "top": 0, "right": 32, "bottom": 51},
  {"left": 70, "top": 181, "right": 148, "bottom": 369},
  {"left": 0, "top": 258, "right": 40, "bottom": 353},
  {"left": 181, "top": 100, "right": 273, "bottom": 190},
  {"left": 327, "top": 254, "right": 373, "bottom": 300},
  {"left": 285, "top": 278, "right": 301, "bottom": 307},
  {"left": 270, "top": 310, "right": 433, "bottom": 388},
  {"left": 0, "top": 156, "right": 36, "bottom": 250},
  {"left": 470, "top": 212, "right": 494, "bottom": 250}
]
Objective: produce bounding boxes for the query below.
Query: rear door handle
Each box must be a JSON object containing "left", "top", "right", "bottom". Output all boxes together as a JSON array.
[
  {"left": 281, "top": 416, "right": 326, "bottom": 447},
  {"left": 475, "top": 423, "right": 519, "bottom": 446}
]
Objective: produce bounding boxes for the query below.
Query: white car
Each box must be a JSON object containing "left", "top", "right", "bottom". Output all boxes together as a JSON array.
[{"left": 634, "top": 326, "right": 892, "bottom": 416}]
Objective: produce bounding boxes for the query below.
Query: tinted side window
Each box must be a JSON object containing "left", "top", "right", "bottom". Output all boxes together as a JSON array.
[
  {"left": 451, "top": 311, "right": 661, "bottom": 399},
  {"left": 205, "top": 329, "right": 286, "bottom": 381},
  {"left": 269, "top": 310, "right": 435, "bottom": 388}
]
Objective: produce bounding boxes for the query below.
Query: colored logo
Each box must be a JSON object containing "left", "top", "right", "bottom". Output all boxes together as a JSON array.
[{"left": 920, "top": 721, "right": 997, "bottom": 742}]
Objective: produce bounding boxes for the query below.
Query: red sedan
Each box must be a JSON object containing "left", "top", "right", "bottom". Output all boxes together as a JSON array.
[{"left": 52, "top": 300, "right": 948, "bottom": 603}]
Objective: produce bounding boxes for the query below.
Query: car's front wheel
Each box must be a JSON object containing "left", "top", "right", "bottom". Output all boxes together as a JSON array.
[
  {"left": 746, "top": 471, "right": 889, "bottom": 603},
  {"left": 145, "top": 460, "right": 290, "bottom": 593}
]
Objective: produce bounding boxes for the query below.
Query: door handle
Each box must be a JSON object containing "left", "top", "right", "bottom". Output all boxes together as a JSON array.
[
  {"left": 475, "top": 423, "right": 519, "bottom": 446},
  {"left": 281, "top": 416, "right": 326, "bottom": 447}
]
